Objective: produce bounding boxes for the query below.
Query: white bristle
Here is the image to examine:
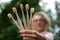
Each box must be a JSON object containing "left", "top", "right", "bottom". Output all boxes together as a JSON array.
[
  {"left": 20, "top": 4, "right": 23, "bottom": 10},
  {"left": 12, "top": 7, "right": 17, "bottom": 13},
  {"left": 25, "top": 4, "right": 29, "bottom": 10},
  {"left": 7, "top": 13, "right": 13, "bottom": 19},
  {"left": 30, "top": 8, "right": 34, "bottom": 13}
]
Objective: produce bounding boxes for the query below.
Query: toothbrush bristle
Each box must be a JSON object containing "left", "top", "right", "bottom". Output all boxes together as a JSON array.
[
  {"left": 7, "top": 13, "right": 13, "bottom": 19},
  {"left": 30, "top": 8, "right": 34, "bottom": 13},
  {"left": 12, "top": 7, "right": 17, "bottom": 13},
  {"left": 20, "top": 4, "right": 24, "bottom": 10},
  {"left": 25, "top": 4, "right": 29, "bottom": 10}
]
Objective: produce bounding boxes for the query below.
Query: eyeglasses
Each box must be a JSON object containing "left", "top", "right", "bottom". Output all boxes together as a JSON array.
[{"left": 33, "top": 18, "right": 47, "bottom": 23}]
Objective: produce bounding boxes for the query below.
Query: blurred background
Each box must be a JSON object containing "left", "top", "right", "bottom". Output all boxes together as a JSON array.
[{"left": 0, "top": 0, "right": 60, "bottom": 40}]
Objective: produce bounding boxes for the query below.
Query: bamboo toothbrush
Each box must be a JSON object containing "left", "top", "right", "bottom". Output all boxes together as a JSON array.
[
  {"left": 20, "top": 4, "right": 27, "bottom": 29},
  {"left": 30, "top": 8, "right": 34, "bottom": 29},
  {"left": 12, "top": 7, "right": 24, "bottom": 29},
  {"left": 25, "top": 4, "right": 30, "bottom": 29},
  {"left": 7, "top": 13, "right": 24, "bottom": 30}
]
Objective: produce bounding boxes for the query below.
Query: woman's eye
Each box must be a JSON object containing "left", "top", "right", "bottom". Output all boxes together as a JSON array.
[
  {"left": 33, "top": 19, "right": 45, "bottom": 23},
  {"left": 33, "top": 20, "right": 38, "bottom": 22},
  {"left": 33, "top": 20, "right": 41, "bottom": 22}
]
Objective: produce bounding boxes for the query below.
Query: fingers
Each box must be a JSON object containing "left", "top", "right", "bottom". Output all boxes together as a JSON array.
[
  {"left": 20, "top": 30, "right": 46, "bottom": 40},
  {"left": 33, "top": 31, "right": 46, "bottom": 40},
  {"left": 20, "top": 30, "right": 36, "bottom": 34},
  {"left": 21, "top": 34, "right": 36, "bottom": 38},
  {"left": 20, "top": 30, "right": 37, "bottom": 40},
  {"left": 23, "top": 37, "right": 35, "bottom": 40}
]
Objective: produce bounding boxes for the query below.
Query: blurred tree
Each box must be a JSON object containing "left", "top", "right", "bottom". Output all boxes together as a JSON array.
[
  {"left": 0, "top": 0, "right": 41, "bottom": 40},
  {"left": 54, "top": 1, "right": 60, "bottom": 40},
  {"left": 46, "top": 9, "right": 56, "bottom": 28}
]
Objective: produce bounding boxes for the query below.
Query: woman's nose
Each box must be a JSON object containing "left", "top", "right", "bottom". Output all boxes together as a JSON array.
[{"left": 36, "top": 20, "right": 41, "bottom": 24}]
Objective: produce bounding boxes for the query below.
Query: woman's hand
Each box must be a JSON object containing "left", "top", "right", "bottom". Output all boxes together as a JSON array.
[{"left": 20, "top": 30, "right": 46, "bottom": 40}]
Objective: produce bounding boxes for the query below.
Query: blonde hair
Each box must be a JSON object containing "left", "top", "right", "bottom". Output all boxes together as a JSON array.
[{"left": 32, "top": 11, "right": 51, "bottom": 28}]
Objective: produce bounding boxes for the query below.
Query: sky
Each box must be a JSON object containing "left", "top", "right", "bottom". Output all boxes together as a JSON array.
[
  {"left": 39, "top": 0, "right": 57, "bottom": 20},
  {"left": 56, "top": 0, "right": 60, "bottom": 3},
  {"left": 0, "top": 0, "right": 11, "bottom": 3},
  {"left": 0, "top": 0, "right": 11, "bottom": 13}
]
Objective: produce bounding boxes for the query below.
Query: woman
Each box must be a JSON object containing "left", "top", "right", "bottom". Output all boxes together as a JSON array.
[{"left": 20, "top": 12, "right": 54, "bottom": 40}]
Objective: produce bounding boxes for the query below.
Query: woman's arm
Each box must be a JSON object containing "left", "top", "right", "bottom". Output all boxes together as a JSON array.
[{"left": 20, "top": 30, "right": 47, "bottom": 40}]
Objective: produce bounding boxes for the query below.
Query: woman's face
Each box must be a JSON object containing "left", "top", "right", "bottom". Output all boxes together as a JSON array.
[{"left": 32, "top": 15, "right": 46, "bottom": 32}]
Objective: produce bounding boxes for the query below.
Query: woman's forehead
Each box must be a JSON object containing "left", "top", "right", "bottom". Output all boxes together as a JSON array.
[{"left": 32, "top": 15, "right": 43, "bottom": 20}]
